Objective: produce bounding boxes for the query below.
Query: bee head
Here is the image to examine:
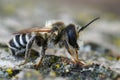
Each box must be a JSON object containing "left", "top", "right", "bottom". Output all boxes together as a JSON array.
[{"left": 65, "top": 17, "right": 100, "bottom": 49}]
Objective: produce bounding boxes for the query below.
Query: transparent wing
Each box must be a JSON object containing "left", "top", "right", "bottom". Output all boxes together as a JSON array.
[{"left": 13, "top": 27, "right": 51, "bottom": 34}]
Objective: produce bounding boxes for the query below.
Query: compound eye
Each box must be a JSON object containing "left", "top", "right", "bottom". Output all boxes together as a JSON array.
[{"left": 66, "top": 24, "right": 79, "bottom": 49}]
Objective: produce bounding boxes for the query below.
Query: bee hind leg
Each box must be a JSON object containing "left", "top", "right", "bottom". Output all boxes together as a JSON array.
[{"left": 19, "top": 36, "right": 35, "bottom": 66}]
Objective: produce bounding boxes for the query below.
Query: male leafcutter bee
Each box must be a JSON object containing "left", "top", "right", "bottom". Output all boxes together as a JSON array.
[{"left": 8, "top": 17, "right": 99, "bottom": 68}]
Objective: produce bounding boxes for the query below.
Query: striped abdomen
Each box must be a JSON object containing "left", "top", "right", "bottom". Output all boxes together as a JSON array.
[{"left": 8, "top": 33, "right": 32, "bottom": 55}]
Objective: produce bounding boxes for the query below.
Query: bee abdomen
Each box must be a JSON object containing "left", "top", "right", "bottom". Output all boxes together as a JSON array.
[
  {"left": 9, "top": 38, "right": 20, "bottom": 49},
  {"left": 9, "top": 34, "right": 31, "bottom": 49}
]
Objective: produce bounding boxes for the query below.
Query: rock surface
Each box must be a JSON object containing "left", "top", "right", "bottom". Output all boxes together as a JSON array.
[{"left": 0, "top": 43, "right": 120, "bottom": 80}]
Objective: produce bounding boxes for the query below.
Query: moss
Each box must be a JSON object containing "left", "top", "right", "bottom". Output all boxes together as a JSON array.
[
  {"left": 35, "top": 55, "right": 120, "bottom": 80},
  {"left": 0, "top": 55, "right": 120, "bottom": 80},
  {"left": 6, "top": 68, "right": 13, "bottom": 75},
  {"left": 55, "top": 64, "right": 60, "bottom": 69}
]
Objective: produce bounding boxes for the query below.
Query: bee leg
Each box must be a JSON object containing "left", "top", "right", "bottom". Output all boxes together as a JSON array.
[
  {"left": 34, "top": 47, "right": 46, "bottom": 68},
  {"left": 75, "top": 48, "right": 79, "bottom": 61},
  {"left": 75, "top": 48, "right": 85, "bottom": 65},
  {"left": 64, "top": 40, "right": 85, "bottom": 65},
  {"left": 63, "top": 40, "right": 75, "bottom": 61},
  {"left": 19, "top": 36, "right": 35, "bottom": 66}
]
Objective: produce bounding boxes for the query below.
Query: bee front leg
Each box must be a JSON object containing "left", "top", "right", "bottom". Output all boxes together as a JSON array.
[
  {"left": 75, "top": 48, "right": 86, "bottom": 65},
  {"left": 64, "top": 40, "right": 85, "bottom": 65},
  {"left": 63, "top": 40, "right": 75, "bottom": 61},
  {"left": 75, "top": 48, "right": 79, "bottom": 61},
  {"left": 19, "top": 36, "right": 35, "bottom": 66}
]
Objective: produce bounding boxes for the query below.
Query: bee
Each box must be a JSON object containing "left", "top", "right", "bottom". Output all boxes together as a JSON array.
[{"left": 8, "top": 17, "right": 99, "bottom": 68}]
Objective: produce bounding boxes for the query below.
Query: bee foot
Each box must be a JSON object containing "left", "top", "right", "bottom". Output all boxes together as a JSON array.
[{"left": 74, "top": 59, "right": 86, "bottom": 67}]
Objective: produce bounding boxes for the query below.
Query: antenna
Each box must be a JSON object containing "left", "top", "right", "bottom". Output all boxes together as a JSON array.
[{"left": 78, "top": 17, "right": 100, "bottom": 33}]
